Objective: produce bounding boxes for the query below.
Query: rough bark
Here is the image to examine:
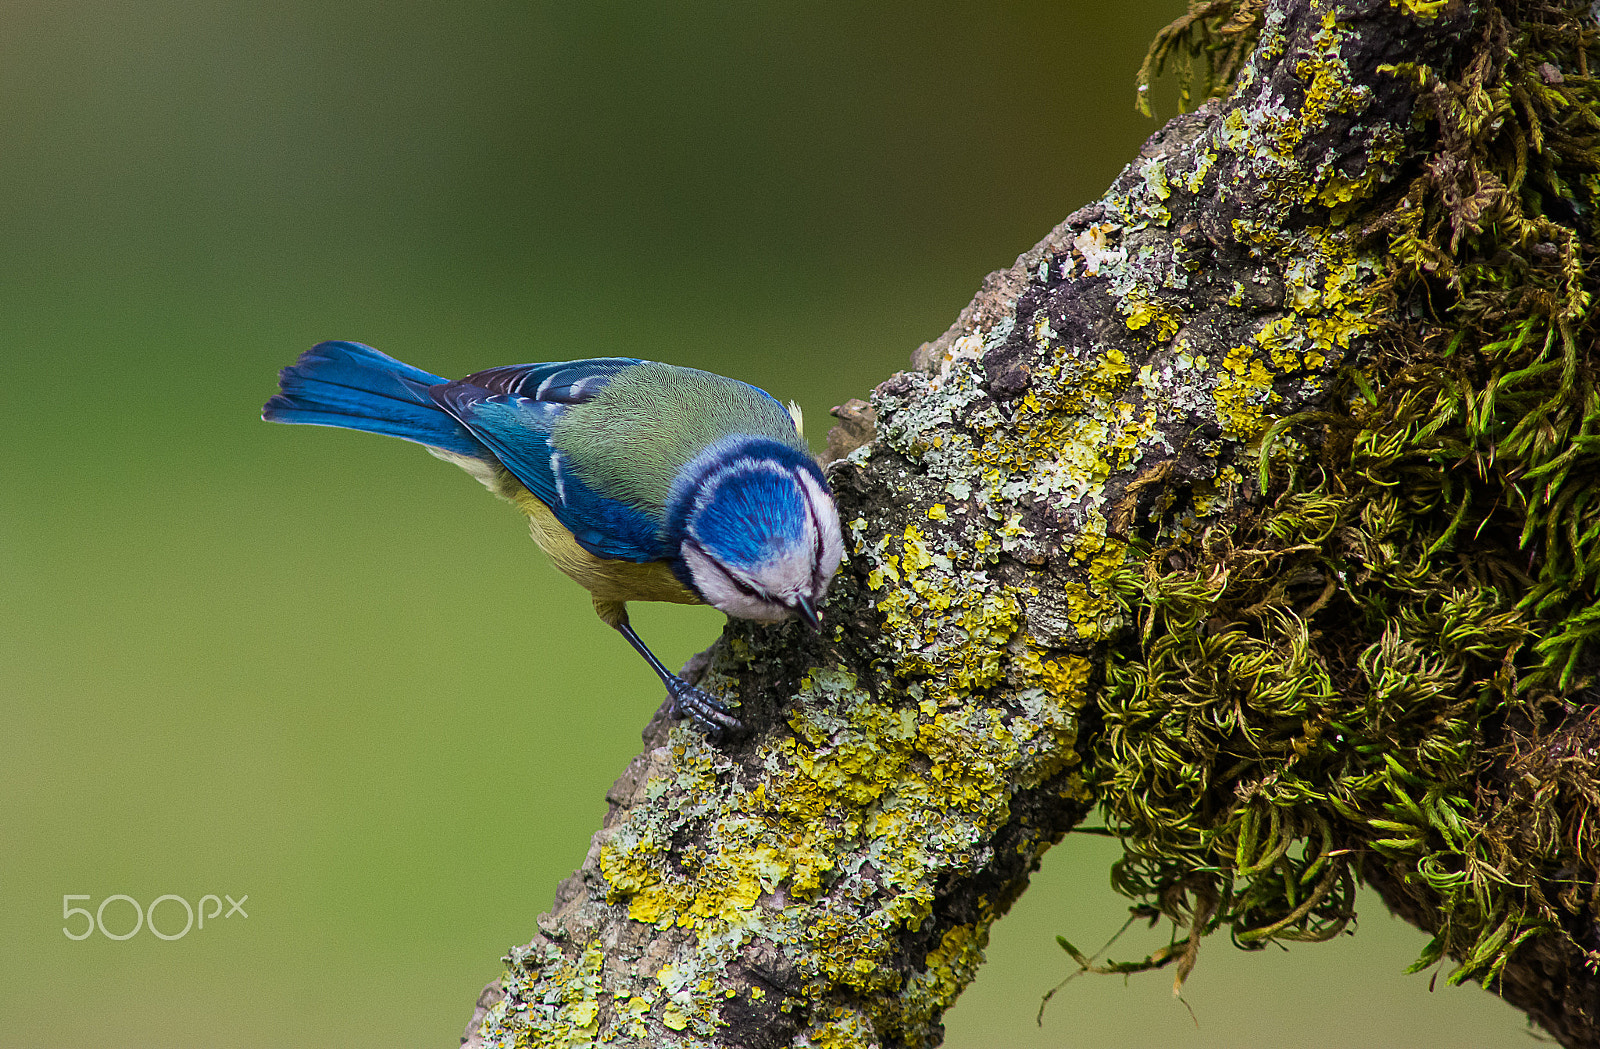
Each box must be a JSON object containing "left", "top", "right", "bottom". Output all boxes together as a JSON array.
[{"left": 462, "top": 1, "right": 1600, "bottom": 1046}]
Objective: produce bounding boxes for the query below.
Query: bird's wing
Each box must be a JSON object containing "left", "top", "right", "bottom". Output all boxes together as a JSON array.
[
  {"left": 452, "top": 358, "right": 643, "bottom": 403},
  {"left": 429, "top": 359, "right": 669, "bottom": 563}
]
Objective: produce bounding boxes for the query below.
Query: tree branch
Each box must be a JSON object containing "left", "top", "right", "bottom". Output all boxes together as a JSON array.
[{"left": 464, "top": 2, "right": 1600, "bottom": 1045}]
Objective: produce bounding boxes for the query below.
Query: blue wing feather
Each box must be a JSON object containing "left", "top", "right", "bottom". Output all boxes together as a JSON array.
[{"left": 430, "top": 363, "right": 668, "bottom": 563}]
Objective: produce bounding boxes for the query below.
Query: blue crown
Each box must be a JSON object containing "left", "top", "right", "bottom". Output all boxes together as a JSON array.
[{"left": 665, "top": 435, "right": 823, "bottom": 574}]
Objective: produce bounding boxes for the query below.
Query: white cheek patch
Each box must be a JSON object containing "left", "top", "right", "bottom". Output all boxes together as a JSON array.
[
  {"left": 753, "top": 543, "right": 815, "bottom": 603},
  {"left": 682, "top": 540, "right": 791, "bottom": 622}
]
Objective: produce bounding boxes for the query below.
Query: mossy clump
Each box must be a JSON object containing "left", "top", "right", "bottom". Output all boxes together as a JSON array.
[
  {"left": 1090, "top": 0, "right": 1600, "bottom": 990},
  {"left": 1136, "top": 0, "right": 1269, "bottom": 118}
]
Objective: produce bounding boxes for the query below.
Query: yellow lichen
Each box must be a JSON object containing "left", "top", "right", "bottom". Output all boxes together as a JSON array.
[
  {"left": 1393, "top": 0, "right": 1449, "bottom": 18},
  {"left": 1119, "top": 285, "right": 1182, "bottom": 341},
  {"left": 807, "top": 1007, "right": 878, "bottom": 1049}
]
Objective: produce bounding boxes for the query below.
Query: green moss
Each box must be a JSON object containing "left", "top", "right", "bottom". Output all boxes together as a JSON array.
[
  {"left": 1094, "top": 0, "right": 1600, "bottom": 994},
  {"left": 1135, "top": 0, "right": 1268, "bottom": 117}
]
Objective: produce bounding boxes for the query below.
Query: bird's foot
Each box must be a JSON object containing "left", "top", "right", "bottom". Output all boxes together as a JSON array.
[{"left": 663, "top": 675, "right": 744, "bottom": 738}]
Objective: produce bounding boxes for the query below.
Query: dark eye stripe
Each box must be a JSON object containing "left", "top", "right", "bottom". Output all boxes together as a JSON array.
[
  {"left": 687, "top": 538, "right": 766, "bottom": 600},
  {"left": 725, "top": 571, "right": 763, "bottom": 600},
  {"left": 811, "top": 507, "right": 825, "bottom": 587}
]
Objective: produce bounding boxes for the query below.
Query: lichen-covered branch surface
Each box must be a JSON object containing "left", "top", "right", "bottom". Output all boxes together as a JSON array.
[{"left": 465, "top": 1, "right": 1600, "bottom": 1046}]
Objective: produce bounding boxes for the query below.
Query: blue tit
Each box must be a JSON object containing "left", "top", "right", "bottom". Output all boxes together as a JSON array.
[{"left": 263, "top": 341, "right": 844, "bottom": 736}]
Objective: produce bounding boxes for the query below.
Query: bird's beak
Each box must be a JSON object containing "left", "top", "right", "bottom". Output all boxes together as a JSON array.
[{"left": 793, "top": 594, "right": 822, "bottom": 631}]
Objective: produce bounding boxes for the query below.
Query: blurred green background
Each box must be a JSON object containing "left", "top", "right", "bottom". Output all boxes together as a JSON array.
[{"left": 0, "top": 1, "right": 1533, "bottom": 1045}]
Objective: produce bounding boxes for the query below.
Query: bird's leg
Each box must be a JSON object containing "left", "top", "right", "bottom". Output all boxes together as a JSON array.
[{"left": 613, "top": 617, "right": 744, "bottom": 737}]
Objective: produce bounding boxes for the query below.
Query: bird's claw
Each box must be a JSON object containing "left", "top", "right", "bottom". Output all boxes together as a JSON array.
[{"left": 665, "top": 676, "right": 744, "bottom": 738}]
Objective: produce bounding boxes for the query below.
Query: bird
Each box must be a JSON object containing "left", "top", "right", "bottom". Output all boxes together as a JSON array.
[{"left": 263, "top": 340, "right": 844, "bottom": 736}]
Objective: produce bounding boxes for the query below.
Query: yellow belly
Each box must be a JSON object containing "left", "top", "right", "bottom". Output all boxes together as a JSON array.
[
  {"left": 425, "top": 448, "right": 700, "bottom": 626},
  {"left": 506, "top": 476, "right": 699, "bottom": 626}
]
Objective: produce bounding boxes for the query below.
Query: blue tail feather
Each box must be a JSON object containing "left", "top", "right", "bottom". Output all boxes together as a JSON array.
[{"left": 263, "top": 341, "right": 486, "bottom": 458}]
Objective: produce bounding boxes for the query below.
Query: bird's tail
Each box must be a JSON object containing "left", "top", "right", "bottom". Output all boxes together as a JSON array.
[{"left": 263, "top": 341, "right": 484, "bottom": 457}]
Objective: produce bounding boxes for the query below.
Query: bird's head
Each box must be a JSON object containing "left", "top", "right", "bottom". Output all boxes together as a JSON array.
[{"left": 668, "top": 436, "right": 843, "bottom": 628}]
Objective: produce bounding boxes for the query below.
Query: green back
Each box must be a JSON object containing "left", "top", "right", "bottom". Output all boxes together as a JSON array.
[{"left": 551, "top": 362, "right": 806, "bottom": 513}]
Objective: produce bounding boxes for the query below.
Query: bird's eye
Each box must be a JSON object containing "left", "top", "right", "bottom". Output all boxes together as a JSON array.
[
  {"left": 722, "top": 567, "right": 765, "bottom": 601},
  {"left": 686, "top": 538, "right": 768, "bottom": 601}
]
